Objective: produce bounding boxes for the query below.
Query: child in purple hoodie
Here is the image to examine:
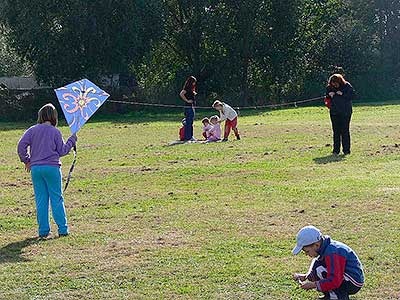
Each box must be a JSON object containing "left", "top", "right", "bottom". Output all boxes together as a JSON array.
[{"left": 17, "top": 103, "right": 77, "bottom": 238}]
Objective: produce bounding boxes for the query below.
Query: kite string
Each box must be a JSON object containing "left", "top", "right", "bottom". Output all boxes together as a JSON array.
[
  {"left": 107, "top": 96, "right": 324, "bottom": 110},
  {"left": 61, "top": 95, "right": 323, "bottom": 192},
  {"left": 64, "top": 146, "right": 77, "bottom": 192}
]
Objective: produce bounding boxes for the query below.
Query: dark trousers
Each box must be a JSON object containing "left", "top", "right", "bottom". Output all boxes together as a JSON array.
[
  {"left": 184, "top": 107, "right": 195, "bottom": 140},
  {"left": 310, "top": 259, "right": 361, "bottom": 300},
  {"left": 330, "top": 113, "right": 352, "bottom": 154}
]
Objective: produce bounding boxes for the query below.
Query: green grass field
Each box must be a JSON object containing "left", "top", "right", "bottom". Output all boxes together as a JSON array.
[{"left": 1, "top": 103, "right": 399, "bottom": 300}]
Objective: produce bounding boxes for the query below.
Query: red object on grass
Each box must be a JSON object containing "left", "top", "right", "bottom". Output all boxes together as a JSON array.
[
  {"left": 179, "top": 126, "right": 185, "bottom": 141},
  {"left": 324, "top": 97, "right": 331, "bottom": 109}
]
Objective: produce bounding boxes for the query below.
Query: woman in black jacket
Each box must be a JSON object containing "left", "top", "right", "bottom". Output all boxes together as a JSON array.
[{"left": 326, "top": 74, "right": 354, "bottom": 155}]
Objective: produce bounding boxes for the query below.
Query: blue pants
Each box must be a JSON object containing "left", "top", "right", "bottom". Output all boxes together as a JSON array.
[
  {"left": 31, "top": 165, "right": 69, "bottom": 236},
  {"left": 184, "top": 107, "right": 195, "bottom": 140},
  {"left": 310, "top": 259, "right": 361, "bottom": 300}
]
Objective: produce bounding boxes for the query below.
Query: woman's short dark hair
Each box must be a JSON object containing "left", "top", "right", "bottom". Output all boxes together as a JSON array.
[
  {"left": 37, "top": 103, "right": 58, "bottom": 126},
  {"left": 328, "top": 74, "right": 347, "bottom": 87}
]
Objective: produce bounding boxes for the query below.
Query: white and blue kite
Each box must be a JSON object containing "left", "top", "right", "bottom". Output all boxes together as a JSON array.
[{"left": 54, "top": 79, "right": 110, "bottom": 190}]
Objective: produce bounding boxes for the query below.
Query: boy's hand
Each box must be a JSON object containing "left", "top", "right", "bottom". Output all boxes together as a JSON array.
[
  {"left": 300, "top": 282, "right": 317, "bottom": 290},
  {"left": 293, "top": 273, "right": 307, "bottom": 282},
  {"left": 24, "top": 162, "right": 31, "bottom": 173},
  {"left": 328, "top": 92, "right": 335, "bottom": 97},
  {"left": 336, "top": 91, "right": 343, "bottom": 96}
]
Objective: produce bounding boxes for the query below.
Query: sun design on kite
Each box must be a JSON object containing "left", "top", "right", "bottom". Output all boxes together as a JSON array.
[
  {"left": 55, "top": 79, "right": 110, "bottom": 134},
  {"left": 61, "top": 82, "right": 102, "bottom": 121}
]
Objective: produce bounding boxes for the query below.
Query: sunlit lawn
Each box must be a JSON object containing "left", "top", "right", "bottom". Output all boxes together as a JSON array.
[{"left": 0, "top": 103, "right": 399, "bottom": 299}]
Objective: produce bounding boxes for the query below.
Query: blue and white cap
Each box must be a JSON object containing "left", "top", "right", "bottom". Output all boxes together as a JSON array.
[{"left": 292, "top": 225, "right": 322, "bottom": 255}]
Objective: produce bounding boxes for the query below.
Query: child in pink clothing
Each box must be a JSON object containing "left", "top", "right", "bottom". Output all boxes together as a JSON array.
[
  {"left": 208, "top": 115, "right": 221, "bottom": 142},
  {"left": 212, "top": 100, "right": 240, "bottom": 141},
  {"left": 202, "top": 117, "right": 213, "bottom": 140}
]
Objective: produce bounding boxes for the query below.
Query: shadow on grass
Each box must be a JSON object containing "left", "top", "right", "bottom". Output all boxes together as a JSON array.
[
  {"left": 313, "top": 154, "right": 345, "bottom": 164},
  {"left": 0, "top": 237, "right": 38, "bottom": 263}
]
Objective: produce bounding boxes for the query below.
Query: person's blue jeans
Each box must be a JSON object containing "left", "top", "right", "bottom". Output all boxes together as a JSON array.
[
  {"left": 184, "top": 106, "right": 195, "bottom": 140},
  {"left": 31, "top": 165, "right": 69, "bottom": 236}
]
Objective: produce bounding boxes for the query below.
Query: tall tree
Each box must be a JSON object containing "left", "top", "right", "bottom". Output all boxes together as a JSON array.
[
  {"left": 209, "top": 0, "right": 268, "bottom": 105},
  {"left": 374, "top": 0, "right": 400, "bottom": 84},
  {"left": 0, "top": 0, "right": 163, "bottom": 85},
  {"left": 0, "top": 25, "right": 32, "bottom": 76}
]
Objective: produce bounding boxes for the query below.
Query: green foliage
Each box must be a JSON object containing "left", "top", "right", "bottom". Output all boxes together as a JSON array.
[
  {"left": 0, "top": 0, "right": 399, "bottom": 103},
  {"left": 0, "top": 26, "right": 32, "bottom": 76},
  {"left": 139, "top": 0, "right": 400, "bottom": 105},
  {"left": 373, "top": 0, "right": 400, "bottom": 91},
  {"left": 1, "top": 0, "right": 163, "bottom": 85}
]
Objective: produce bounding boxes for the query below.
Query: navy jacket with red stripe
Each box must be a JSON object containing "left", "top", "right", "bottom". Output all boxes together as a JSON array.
[{"left": 309, "top": 236, "right": 364, "bottom": 292}]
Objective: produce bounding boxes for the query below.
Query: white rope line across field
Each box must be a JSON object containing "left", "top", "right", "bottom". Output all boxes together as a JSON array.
[{"left": 107, "top": 96, "right": 324, "bottom": 110}]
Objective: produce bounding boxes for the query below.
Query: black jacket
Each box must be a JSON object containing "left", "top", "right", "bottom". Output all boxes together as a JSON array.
[
  {"left": 326, "top": 83, "right": 353, "bottom": 115},
  {"left": 183, "top": 88, "right": 196, "bottom": 107}
]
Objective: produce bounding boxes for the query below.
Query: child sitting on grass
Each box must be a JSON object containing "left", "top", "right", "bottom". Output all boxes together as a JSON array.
[
  {"left": 212, "top": 100, "right": 240, "bottom": 141},
  {"left": 207, "top": 115, "right": 221, "bottom": 142},
  {"left": 179, "top": 118, "right": 186, "bottom": 141},
  {"left": 292, "top": 225, "right": 364, "bottom": 300},
  {"left": 201, "top": 117, "right": 212, "bottom": 140}
]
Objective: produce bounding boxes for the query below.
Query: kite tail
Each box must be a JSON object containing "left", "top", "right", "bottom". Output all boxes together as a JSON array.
[{"left": 64, "top": 146, "right": 77, "bottom": 192}]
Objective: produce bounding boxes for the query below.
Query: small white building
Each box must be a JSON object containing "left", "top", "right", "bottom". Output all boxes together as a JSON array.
[{"left": 0, "top": 76, "right": 49, "bottom": 90}]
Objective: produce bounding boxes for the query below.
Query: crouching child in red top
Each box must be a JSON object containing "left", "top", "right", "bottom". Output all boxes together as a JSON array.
[
  {"left": 179, "top": 118, "right": 186, "bottom": 141},
  {"left": 292, "top": 226, "right": 364, "bottom": 300}
]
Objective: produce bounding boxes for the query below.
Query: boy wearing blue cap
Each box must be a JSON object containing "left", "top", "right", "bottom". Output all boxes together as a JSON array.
[{"left": 292, "top": 226, "right": 364, "bottom": 300}]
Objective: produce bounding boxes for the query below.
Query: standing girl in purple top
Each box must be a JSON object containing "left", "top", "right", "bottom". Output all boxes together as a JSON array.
[{"left": 17, "top": 103, "right": 77, "bottom": 238}]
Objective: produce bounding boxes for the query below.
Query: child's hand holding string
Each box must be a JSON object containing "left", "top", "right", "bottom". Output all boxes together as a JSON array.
[{"left": 24, "top": 162, "right": 31, "bottom": 173}]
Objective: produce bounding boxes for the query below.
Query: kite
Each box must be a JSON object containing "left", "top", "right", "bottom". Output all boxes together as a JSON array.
[
  {"left": 55, "top": 79, "right": 110, "bottom": 134},
  {"left": 54, "top": 79, "right": 110, "bottom": 191}
]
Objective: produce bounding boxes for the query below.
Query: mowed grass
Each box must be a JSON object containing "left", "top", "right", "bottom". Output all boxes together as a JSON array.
[{"left": 0, "top": 103, "right": 399, "bottom": 300}]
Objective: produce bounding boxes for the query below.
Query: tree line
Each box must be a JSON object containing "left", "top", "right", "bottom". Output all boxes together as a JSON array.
[{"left": 0, "top": 0, "right": 399, "bottom": 106}]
